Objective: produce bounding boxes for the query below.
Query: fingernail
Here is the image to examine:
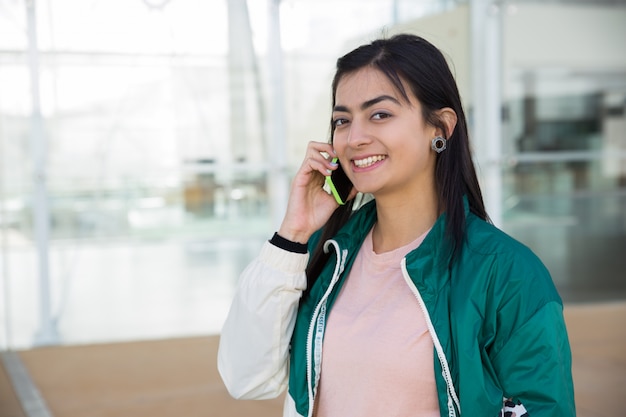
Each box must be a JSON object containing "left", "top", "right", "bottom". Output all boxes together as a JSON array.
[
  {"left": 330, "top": 161, "right": 338, "bottom": 167},
  {"left": 326, "top": 169, "right": 332, "bottom": 174}
]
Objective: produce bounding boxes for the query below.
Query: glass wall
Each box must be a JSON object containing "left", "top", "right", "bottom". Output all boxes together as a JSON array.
[
  {"left": 1, "top": 0, "right": 624, "bottom": 349},
  {"left": 502, "top": 89, "right": 626, "bottom": 301},
  {"left": 0, "top": 0, "right": 456, "bottom": 348},
  {"left": 500, "top": 4, "right": 626, "bottom": 302}
]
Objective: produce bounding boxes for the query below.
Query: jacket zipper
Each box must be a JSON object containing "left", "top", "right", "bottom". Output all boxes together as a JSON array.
[
  {"left": 305, "top": 240, "right": 346, "bottom": 417},
  {"left": 401, "top": 258, "right": 461, "bottom": 417}
]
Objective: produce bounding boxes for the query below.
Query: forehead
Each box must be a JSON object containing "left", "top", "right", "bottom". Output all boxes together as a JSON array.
[{"left": 334, "top": 67, "right": 410, "bottom": 106}]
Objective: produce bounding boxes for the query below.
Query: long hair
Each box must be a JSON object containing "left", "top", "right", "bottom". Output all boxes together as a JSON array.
[{"left": 306, "top": 33, "right": 488, "bottom": 284}]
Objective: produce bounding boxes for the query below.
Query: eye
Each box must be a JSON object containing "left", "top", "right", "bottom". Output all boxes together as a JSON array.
[
  {"left": 333, "top": 118, "right": 349, "bottom": 128},
  {"left": 372, "top": 112, "right": 391, "bottom": 120}
]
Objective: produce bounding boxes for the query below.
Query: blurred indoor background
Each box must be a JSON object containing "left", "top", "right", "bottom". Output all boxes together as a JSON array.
[{"left": 0, "top": 0, "right": 625, "bottom": 352}]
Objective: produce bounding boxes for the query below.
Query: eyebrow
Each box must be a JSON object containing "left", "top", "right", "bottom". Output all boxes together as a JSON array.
[{"left": 333, "top": 95, "right": 401, "bottom": 113}]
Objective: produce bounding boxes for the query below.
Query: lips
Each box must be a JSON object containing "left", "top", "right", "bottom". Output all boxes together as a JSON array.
[{"left": 353, "top": 155, "right": 386, "bottom": 168}]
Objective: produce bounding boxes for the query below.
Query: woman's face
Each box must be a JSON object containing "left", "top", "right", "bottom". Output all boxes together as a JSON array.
[{"left": 331, "top": 67, "right": 438, "bottom": 200}]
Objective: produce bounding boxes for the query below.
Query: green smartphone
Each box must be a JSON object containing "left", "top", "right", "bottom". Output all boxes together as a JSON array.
[{"left": 325, "top": 158, "right": 353, "bottom": 205}]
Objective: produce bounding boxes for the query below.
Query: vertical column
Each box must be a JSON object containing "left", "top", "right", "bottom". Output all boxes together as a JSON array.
[
  {"left": 1, "top": 112, "right": 11, "bottom": 350},
  {"left": 26, "top": 0, "right": 57, "bottom": 345},
  {"left": 392, "top": 0, "right": 399, "bottom": 25},
  {"left": 226, "top": 0, "right": 251, "bottom": 220},
  {"left": 227, "top": 0, "right": 252, "bottom": 164},
  {"left": 470, "top": 0, "right": 503, "bottom": 227},
  {"left": 266, "top": 0, "right": 289, "bottom": 229}
]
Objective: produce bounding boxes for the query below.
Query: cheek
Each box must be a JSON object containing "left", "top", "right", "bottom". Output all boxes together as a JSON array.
[
  {"left": 409, "top": 125, "right": 436, "bottom": 155},
  {"left": 397, "top": 131, "right": 435, "bottom": 167}
]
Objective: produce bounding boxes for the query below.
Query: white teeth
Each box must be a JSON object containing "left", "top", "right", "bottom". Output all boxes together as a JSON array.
[{"left": 353, "top": 155, "right": 386, "bottom": 168}]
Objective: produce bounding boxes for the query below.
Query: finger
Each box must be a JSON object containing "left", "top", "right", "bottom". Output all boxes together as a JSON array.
[
  {"left": 301, "top": 145, "right": 337, "bottom": 175},
  {"left": 306, "top": 140, "right": 335, "bottom": 153},
  {"left": 305, "top": 141, "right": 336, "bottom": 162},
  {"left": 300, "top": 156, "right": 333, "bottom": 178}
]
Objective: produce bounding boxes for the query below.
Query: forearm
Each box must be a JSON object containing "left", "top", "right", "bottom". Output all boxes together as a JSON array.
[{"left": 217, "top": 241, "right": 308, "bottom": 399}]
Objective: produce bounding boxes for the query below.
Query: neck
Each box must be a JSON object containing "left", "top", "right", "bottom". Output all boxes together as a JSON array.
[{"left": 371, "top": 187, "right": 439, "bottom": 254}]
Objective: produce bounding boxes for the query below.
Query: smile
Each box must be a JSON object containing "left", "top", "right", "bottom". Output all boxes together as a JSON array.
[{"left": 353, "top": 155, "right": 386, "bottom": 168}]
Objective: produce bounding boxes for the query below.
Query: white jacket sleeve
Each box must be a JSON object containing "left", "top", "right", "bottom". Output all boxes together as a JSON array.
[{"left": 217, "top": 241, "right": 308, "bottom": 400}]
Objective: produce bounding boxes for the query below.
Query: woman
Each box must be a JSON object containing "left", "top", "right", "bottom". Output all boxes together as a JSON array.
[{"left": 218, "top": 34, "right": 575, "bottom": 417}]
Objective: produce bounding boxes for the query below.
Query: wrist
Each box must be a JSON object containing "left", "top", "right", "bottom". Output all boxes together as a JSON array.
[{"left": 277, "top": 225, "right": 312, "bottom": 245}]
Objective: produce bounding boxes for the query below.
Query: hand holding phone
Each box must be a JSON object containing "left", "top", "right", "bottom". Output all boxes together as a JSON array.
[{"left": 324, "top": 158, "right": 353, "bottom": 205}]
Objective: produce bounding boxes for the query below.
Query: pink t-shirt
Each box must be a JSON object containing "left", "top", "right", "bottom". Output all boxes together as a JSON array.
[{"left": 314, "top": 227, "right": 440, "bottom": 417}]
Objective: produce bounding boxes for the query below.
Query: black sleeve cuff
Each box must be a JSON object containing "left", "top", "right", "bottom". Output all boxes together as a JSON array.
[{"left": 269, "top": 232, "right": 308, "bottom": 254}]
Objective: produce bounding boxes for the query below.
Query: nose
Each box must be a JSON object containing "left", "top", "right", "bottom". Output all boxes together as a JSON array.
[{"left": 346, "top": 119, "right": 372, "bottom": 148}]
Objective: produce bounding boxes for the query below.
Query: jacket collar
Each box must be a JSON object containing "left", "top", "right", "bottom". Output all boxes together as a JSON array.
[
  {"left": 330, "top": 199, "right": 378, "bottom": 254},
  {"left": 330, "top": 196, "right": 471, "bottom": 289},
  {"left": 403, "top": 196, "right": 470, "bottom": 292},
  {"left": 333, "top": 196, "right": 469, "bottom": 254}
]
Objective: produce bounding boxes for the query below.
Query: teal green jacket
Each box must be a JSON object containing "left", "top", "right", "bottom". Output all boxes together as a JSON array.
[{"left": 288, "top": 200, "right": 575, "bottom": 416}]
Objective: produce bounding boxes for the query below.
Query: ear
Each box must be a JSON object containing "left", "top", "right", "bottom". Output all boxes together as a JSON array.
[{"left": 436, "top": 107, "right": 458, "bottom": 139}]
